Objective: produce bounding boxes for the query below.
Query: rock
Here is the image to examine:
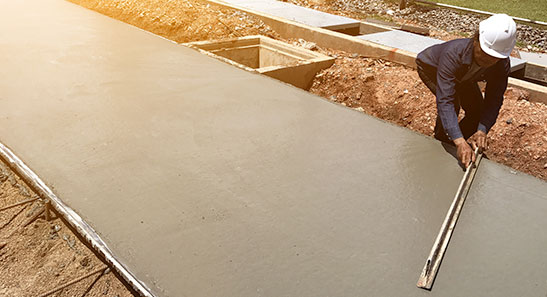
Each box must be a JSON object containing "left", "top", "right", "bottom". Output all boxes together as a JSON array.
[
  {"left": 63, "top": 234, "right": 76, "bottom": 249},
  {"left": 544, "top": 163, "right": 547, "bottom": 169},
  {"left": 0, "top": 242, "right": 6, "bottom": 250},
  {"left": 80, "top": 256, "right": 91, "bottom": 267},
  {"left": 298, "top": 38, "right": 318, "bottom": 50},
  {"left": 506, "top": 118, "right": 513, "bottom": 124},
  {"left": 17, "top": 185, "right": 31, "bottom": 197},
  {"left": 386, "top": 9, "right": 395, "bottom": 15},
  {"left": 351, "top": 53, "right": 359, "bottom": 58},
  {"left": 354, "top": 106, "right": 365, "bottom": 112}
]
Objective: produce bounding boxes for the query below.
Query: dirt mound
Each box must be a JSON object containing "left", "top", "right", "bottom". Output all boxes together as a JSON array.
[{"left": 69, "top": 0, "right": 279, "bottom": 43}]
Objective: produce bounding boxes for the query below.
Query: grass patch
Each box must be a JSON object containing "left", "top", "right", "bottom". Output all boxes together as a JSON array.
[{"left": 433, "top": 0, "right": 547, "bottom": 22}]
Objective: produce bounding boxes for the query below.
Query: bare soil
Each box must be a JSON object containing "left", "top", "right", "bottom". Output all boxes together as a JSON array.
[
  {"left": 67, "top": 0, "right": 280, "bottom": 43},
  {"left": 0, "top": 162, "right": 134, "bottom": 297}
]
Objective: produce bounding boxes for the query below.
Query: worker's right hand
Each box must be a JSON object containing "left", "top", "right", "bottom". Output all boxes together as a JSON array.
[{"left": 453, "top": 137, "right": 475, "bottom": 169}]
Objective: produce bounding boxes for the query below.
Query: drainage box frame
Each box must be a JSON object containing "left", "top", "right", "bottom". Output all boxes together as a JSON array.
[{"left": 184, "top": 35, "right": 334, "bottom": 90}]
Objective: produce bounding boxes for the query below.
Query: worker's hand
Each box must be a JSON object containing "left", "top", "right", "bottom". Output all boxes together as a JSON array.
[
  {"left": 468, "top": 130, "right": 487, "bottom": 153},
  {"left": 454, "top": 137, "right": 475, "bottom": 168}
]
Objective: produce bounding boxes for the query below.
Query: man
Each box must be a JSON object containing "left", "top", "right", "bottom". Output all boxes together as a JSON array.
[{"left": 416, "top": 14, "right": 517, "bottom": 168}]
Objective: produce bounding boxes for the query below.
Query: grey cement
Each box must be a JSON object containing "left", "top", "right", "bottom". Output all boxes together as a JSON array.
[
  {"left": 432, "top": 160, "right": 547, "bottom": 296},
  {"left": 519, "top": 51, "right": 547, "bottom": 66},
  {"left": 219, "top": 0, "right": 360, "bottom": 29},
  {"left": 1, "top": 0, "right": 547, "bottom": 296},
  {"left": 357, "top": 30, "right": 527, "bottom": 73}
]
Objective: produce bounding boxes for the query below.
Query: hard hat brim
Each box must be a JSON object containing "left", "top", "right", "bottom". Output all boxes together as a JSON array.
[{"left": 479, "top": 36, "right": 511, "bottom": 59}]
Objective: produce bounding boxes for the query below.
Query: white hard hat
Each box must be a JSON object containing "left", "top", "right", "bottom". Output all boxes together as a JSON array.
[{"left": 479, "top": 14, "right": 517, "bottom": 58}]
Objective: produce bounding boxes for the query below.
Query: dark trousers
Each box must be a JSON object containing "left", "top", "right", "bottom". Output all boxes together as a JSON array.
[{"left": 416, "top": 60, "right": 484, "bottom": 144}]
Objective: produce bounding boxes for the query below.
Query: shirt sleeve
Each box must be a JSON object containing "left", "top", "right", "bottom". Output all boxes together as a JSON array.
[
  {"left": 479, "top": 59, "right": 509, "bottom": 134},
  {"left": 436, "top": 50, "right": 464, "bottom": 140}
]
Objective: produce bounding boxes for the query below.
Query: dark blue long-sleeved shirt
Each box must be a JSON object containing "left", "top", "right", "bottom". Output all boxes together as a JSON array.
[{"left": 416, "top": 38, "right": 510, "bottom": 140}]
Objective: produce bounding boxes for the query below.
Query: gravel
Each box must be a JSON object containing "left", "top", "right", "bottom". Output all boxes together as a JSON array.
[{"left": 320, "top": 0, "right": 546, "bottom": 51}]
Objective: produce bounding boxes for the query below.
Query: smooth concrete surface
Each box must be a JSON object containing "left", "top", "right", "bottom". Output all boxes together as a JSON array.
[
  {"left": 435, "top": 160, "right": 547, "bottom": 296},
  {"left": 520, "top": 51, "right": 547, "bottom": 66},
  {"left": 219, "top": 0, "right": 361, "bottom": 29},
  {"left": 518, "top": 52, "right": 547, "bottom": 84},
  {"left": 358, "top": 30, "right": 527, "bottom": 73},
  {"left": 2, "top": 1, "right": 547, "bottom": 297}
]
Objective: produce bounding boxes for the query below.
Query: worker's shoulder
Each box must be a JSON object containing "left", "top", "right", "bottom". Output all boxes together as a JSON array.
[
  {"left": 438, "top": 38, "right": 474, "bottom": 64},
  {"left": 421, "top": 38, "right": 471, "bottom": 57},
  {"left": 441, "top": 38, "right": 473, "bottom": 51},
  {"left": 417, "top": 38, "right": 473, "bottom": 66}
]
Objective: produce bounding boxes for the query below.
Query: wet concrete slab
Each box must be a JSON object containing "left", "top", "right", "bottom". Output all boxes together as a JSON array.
[
  {"left": 357, "top": 30, "right": 527, "bottom": 73},
  {"left": 432, "top": 160, "right": 547, "bottom": 296},
  {"left": 219, "top": 0, "right": 360, "bottom": 29},
  {"left": 1, "top": 0, "right": 546, "bottom": 296}
]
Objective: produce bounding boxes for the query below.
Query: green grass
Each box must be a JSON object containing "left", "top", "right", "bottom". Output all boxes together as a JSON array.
[{"left": 433, "top": 0, "right": 547, "bottom": 22}]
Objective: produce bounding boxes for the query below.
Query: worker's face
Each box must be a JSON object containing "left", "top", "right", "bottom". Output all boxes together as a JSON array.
[{"left": 473, "top": 41, "right": 502, "bottom": 68}]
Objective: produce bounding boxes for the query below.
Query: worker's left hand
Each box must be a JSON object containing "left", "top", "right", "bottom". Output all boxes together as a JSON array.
[{"left": 468, "top": 130, "right": 487, "bottom": 153}]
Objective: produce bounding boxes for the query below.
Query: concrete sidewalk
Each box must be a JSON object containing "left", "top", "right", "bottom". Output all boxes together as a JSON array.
[
  {"left": 1, "top": 0, "right": 546, "bottom": 296},
  {"left": 219, "top": 0, "right": 361, "bottom": 31}
]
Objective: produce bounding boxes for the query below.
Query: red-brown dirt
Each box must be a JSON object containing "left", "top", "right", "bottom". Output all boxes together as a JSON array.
[{"left": 67, "top": 0, "right": 280, "bottom": 43}]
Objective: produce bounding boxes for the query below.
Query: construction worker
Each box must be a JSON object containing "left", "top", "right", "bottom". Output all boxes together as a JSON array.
[{"left": 415, "top": 14, "right": 517, "bottom": 168}]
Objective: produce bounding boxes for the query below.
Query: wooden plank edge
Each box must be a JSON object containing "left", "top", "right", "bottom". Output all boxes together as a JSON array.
[{"left": 417, "top": 150, "right": 482, "bottom": 290}]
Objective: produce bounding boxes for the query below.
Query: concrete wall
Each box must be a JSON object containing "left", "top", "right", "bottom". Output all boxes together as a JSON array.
[{"left": 213, "top": 46, "right": 261, "bottom": 68}]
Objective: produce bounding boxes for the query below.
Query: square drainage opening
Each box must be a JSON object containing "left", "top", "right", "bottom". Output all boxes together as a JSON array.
[
  {"left": 184, "top": 35, "right": 334, "bottom": 90},
  {"left": 211, "top": 43, "right": 304, "bottom": 69}
]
